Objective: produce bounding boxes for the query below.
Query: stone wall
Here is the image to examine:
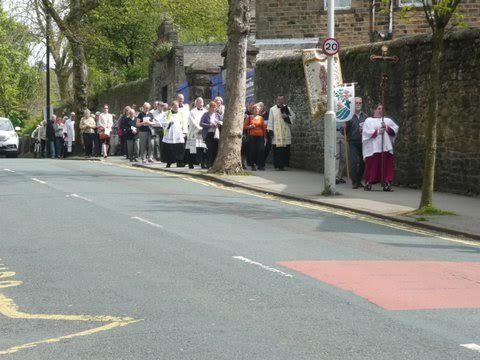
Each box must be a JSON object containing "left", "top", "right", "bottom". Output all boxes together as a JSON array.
[
  {"left": 255, "top": 0, "right": 480, "bottom": 47},
  {"left": 95, "top": 79, "right": 152, "bottom": 117},
  {"left": 255, "top": 28, "right": 480, "bottom": 195}
]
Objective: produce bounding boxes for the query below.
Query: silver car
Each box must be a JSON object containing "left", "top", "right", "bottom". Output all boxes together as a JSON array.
[{"left": 0, "top": 117, "right": 20, "bottom": 158}]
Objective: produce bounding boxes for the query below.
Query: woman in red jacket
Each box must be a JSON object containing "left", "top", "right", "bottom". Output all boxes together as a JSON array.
[{"left": 243, "top": 104, "right": 266, "bottom": 171}]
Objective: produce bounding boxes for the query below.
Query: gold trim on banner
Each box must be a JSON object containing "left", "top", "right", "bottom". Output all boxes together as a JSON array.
[{"left": 301, "top": 48, "right": 344, "bottom": 120}]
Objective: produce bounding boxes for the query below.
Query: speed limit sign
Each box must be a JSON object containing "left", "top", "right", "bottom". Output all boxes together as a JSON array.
[{"left": 322, "top": 38, "right": 340, "bottom": 56}]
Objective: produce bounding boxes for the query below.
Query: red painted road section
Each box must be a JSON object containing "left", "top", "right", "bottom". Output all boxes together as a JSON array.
[{"left": 277, "top": 261, "right": 480, "bottom": 310}]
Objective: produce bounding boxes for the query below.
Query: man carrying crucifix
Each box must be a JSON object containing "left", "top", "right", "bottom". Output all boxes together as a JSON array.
[{"left": 362, "top": 104, "right": 399, "bottom": 192}]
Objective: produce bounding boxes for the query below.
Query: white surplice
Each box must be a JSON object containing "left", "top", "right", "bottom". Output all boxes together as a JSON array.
[
  {"left": 267, "top": 105, "right": 296, "bottom": 146},
  {"left": 161, "top": 111, "right": 186, "bottom": 144},
  {"left": 186, "top": 107, "right": 207, "bottom": 153},
  {"left": 362, "top": 117, "right": 399, "bottom": 159}
]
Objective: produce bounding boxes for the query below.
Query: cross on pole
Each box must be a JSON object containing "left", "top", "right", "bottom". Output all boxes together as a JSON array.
[{"left": 369, "top": 45, "right": 399, "bottom": 185}]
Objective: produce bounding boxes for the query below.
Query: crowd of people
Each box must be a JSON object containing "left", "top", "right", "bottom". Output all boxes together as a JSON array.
[
  {"left": 31, "top": 113, "right": 76, "bottom": 159},
  {"left": 30, "top": 92, "right": 398, "bottom": 191},
  {"left": 114, "top": 94, "right": 295, "bottom": 170}
]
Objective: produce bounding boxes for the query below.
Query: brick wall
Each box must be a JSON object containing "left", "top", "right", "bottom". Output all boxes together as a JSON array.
[
  {"left": 255, "top": 0, "right": 480, "bottom": 47},
  {"left": 255, "top": 29, "right": 480, "bottom": 195}
]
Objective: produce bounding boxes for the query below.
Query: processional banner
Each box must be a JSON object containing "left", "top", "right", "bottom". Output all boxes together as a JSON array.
[
  {"left": 334, "top": 84, "right": 355, "bottom": 122},
  {"left": 301, "top": 48, "right": 343, "bottom": 120}
]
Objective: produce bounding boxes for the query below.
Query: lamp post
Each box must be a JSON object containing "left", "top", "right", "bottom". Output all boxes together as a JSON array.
[
  {"left": 323, "top": 0, "right": 336, "bottom": 195},
  {"left": 45, "top": 13, "right": 51, "bottom": 123}
]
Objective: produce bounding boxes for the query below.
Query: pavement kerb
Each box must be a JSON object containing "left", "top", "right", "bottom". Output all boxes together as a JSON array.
[{"left": 131, "top": 163, "right": 480, "bottom": 242}]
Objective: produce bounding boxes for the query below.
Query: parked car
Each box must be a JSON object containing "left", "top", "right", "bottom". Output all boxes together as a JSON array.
[{"left": 0, "top": 117, "right": 20, "bottom": 158}]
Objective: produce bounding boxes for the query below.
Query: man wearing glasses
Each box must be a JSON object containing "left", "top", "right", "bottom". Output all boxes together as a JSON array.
[{"left": 345, "top": 97, "right": 367, "bottom": 189}]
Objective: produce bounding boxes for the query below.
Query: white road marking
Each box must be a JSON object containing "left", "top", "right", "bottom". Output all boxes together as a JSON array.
[
  {"left": 3, "top": 169, "right": 15, "bottom": 173},
  {"left": 131, "top": 216, "right": 163, "bottom": 229},
  {"left": 31, "top": 178, "right": 46, "bottom": 184},
  {"left": 66, "top": 194, "right": 93, "bottom": 203},
  {"left": 232, "top": 256, "right": 293, "bottom": 278},
  {"left": 461, "top": 344, "right": 480, "bottom": 352}
]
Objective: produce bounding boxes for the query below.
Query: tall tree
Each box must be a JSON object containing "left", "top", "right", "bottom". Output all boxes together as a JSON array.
[
  {"left": 419, "top": 0, "right": 463, "bottom": 209},
  {"left": 83, "top": 0, "right": 161, "bottom": 92},
  {"left": 41, "top": 0, "right": 100, "bottom": 144},
  {"left": 210, "top": 0, "right": 251, "bottom": 174},
  {"left": 0, "top": 8, "right": 40, "bottom": 127},
  {"left": 8, "top": 0, "right": 73, "bottom": 103}
]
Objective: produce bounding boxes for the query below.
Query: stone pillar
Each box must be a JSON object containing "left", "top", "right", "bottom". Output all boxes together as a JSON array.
[{"left": 185, "top": 59, "right": 221, "bottom": 101}]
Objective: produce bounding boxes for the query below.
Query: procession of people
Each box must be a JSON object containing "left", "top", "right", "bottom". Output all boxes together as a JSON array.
[{"left": 30, "top": 92, "right": 399, "bottom": 192}]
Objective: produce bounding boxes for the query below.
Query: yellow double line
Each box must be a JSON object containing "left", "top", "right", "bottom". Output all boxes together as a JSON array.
[{"left": 0, "top": 260, "right": 140, "bottom": 356}]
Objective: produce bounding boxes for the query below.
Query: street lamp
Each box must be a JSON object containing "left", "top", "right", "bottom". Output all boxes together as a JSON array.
[{"left": 45, "top": 13, "right": 51, "bottom": 123}]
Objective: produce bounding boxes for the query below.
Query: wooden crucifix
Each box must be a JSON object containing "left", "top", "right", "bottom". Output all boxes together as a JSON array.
[{"left": 370, "top": 45, "right": 399, "bottom": 185}]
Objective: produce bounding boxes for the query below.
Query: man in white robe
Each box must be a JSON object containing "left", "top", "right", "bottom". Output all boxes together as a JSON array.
[
  {"left": 267, "top": 95, "right": 296, "bottom": 170},
  {"left": 161, "top": 100, "right": 186, "bottom": 167},
  {"left": 362, "top": 104, "right": 399, "bottom": 191},
  {"left": 63, "top": 112, "right": 76, "bottom": 157},
  {"left": 186, "top": 97, "right": 208, "bottom": 169}
]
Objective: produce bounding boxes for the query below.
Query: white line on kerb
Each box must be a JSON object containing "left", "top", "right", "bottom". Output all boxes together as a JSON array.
[
  {"left": 131, "top": 217, "right": 163, "bottom": 229},
  {"left": 461, "top": 344, "right": 480, "bottom": 352},
  {"left": 31, "top": 178, "right": 46, "bottom": 184},
  {"left": 66, "top": 194, "right": 93, "bottom": 202},
  {"left": 3, "top": 169, "right": 15, "bottom": 173},
  {"left": 232, "top": 256, "right": 293, "bottom": 278}
]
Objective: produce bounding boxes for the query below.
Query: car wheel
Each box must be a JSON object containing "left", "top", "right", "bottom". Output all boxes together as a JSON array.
[{"left": 6, "top": 152, "right": 18, "bottom": 158}]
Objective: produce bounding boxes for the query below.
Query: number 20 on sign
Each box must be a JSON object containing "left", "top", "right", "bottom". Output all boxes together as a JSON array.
[{"left": 322, "top": 38, "right": 340, "bottom": 56}]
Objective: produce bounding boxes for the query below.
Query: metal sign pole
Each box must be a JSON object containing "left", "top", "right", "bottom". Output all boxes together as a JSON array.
[{"left": 323, "top": 0, "right": 336, "bottom": 195}]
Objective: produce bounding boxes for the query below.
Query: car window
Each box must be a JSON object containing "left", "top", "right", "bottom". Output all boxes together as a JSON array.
[{"left": 0, "top": 119, "right": 14, "bottom": 131}]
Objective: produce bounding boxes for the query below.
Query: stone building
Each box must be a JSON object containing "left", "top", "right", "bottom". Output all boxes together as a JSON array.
[{"left": 253, "top": 0, "right": 480, "bottom": 48}]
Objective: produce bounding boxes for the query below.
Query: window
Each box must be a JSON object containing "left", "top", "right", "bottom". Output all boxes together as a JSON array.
[
  {"left": 398, "top": 0, "right": 424, "bottom": 7},
  {"left": 323, "top": 0, "right": 351, "bottom": 10}
]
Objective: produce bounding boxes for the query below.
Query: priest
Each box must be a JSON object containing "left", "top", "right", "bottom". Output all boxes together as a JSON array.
[
  {"left": 161, "top": 100, "right": 187, "bottom": 167},
  {"left": 186, "top": 97, "right": 208, "bottom": 169},
  {"left": 267, "top": 95, "right": 296, "bottom": 171},
  {"left": 362, "top": 104, "right": 399, "bottom": 192}
]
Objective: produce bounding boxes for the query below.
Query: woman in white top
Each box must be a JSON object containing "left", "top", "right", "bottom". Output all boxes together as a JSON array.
[{"left": 97, "top": 104, "right": 113, "bottom": 158}]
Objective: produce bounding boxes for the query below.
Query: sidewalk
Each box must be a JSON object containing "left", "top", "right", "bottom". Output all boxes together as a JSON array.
[{"left": 107, "top": 157, "right": 480, "bottom": 240}]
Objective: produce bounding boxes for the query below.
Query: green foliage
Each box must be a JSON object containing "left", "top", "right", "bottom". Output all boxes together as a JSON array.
[
  {"left": 83, "top": 0, "right": 228, "bottom": 95},
  {"left": 158, "top": 0, "right": 228, "bottom": 43},
  {"left": 0, "top": 9, "right": 41, "bottom": 128},
  {"left": 153, "top": 41, "right": 173, "bottom": 61},
  {"left": 83, "top": 0, "right": 161, "bottom": 93}
]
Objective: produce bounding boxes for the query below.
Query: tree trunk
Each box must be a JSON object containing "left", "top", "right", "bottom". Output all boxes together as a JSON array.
[
  {"left": 70, "top": 40, "right": 89, "bottom": 148},
  {"left": 209, "top": 0, "right": 251, "bottom": 174},
  {"left": 419, "top": 29, "right": 445, "bottom": 208},
  {"left": 53, "top": 67, "right": 71, "bottom": 104}
]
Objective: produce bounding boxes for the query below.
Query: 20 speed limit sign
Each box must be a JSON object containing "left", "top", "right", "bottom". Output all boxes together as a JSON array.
[{"left": 322, "top": 38, "right": 340, "bottom": 56}]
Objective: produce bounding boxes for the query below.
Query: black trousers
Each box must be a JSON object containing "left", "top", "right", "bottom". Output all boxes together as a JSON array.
[
  {"left": 83, "top": 133, "right": 94, "bottom": 156},
  {"left": 188, "top": 148, "right": 206, "bottom": 167},
  {"left": 349, "top": 141, "right": 365, "bottom": 186},
  {"left": 264, "top": 132, "right": 272, "bottom": 163},
  {"left": 205, "top": 133, "right": 219, "bottom": 167},
  {"left": 120, "top": 135, "right": 127, "bottom": 156},
  {"left": 285, "top": 145, "right": 291, "bottom": 167},
  {"left": 273, "top": 145, "right": 288, "bottom": 169},
  {"left": 93, "top": 133, "right": 100, "bottom": 156},
  {"left": 247, "top": 136, "right": 265, "bottom": 168}
]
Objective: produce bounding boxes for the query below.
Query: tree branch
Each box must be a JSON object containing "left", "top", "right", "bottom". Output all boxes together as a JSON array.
[
  {"left": 41, "top": 0, "right": 77, "bottom": 42},
  {"left": 422, "top": 0, "right": 435, "bottom": 31}
]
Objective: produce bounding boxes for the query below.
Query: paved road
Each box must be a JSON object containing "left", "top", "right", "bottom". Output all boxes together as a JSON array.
[{"left": 0, "top": 159, "right": 479, "bottom": 359}]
